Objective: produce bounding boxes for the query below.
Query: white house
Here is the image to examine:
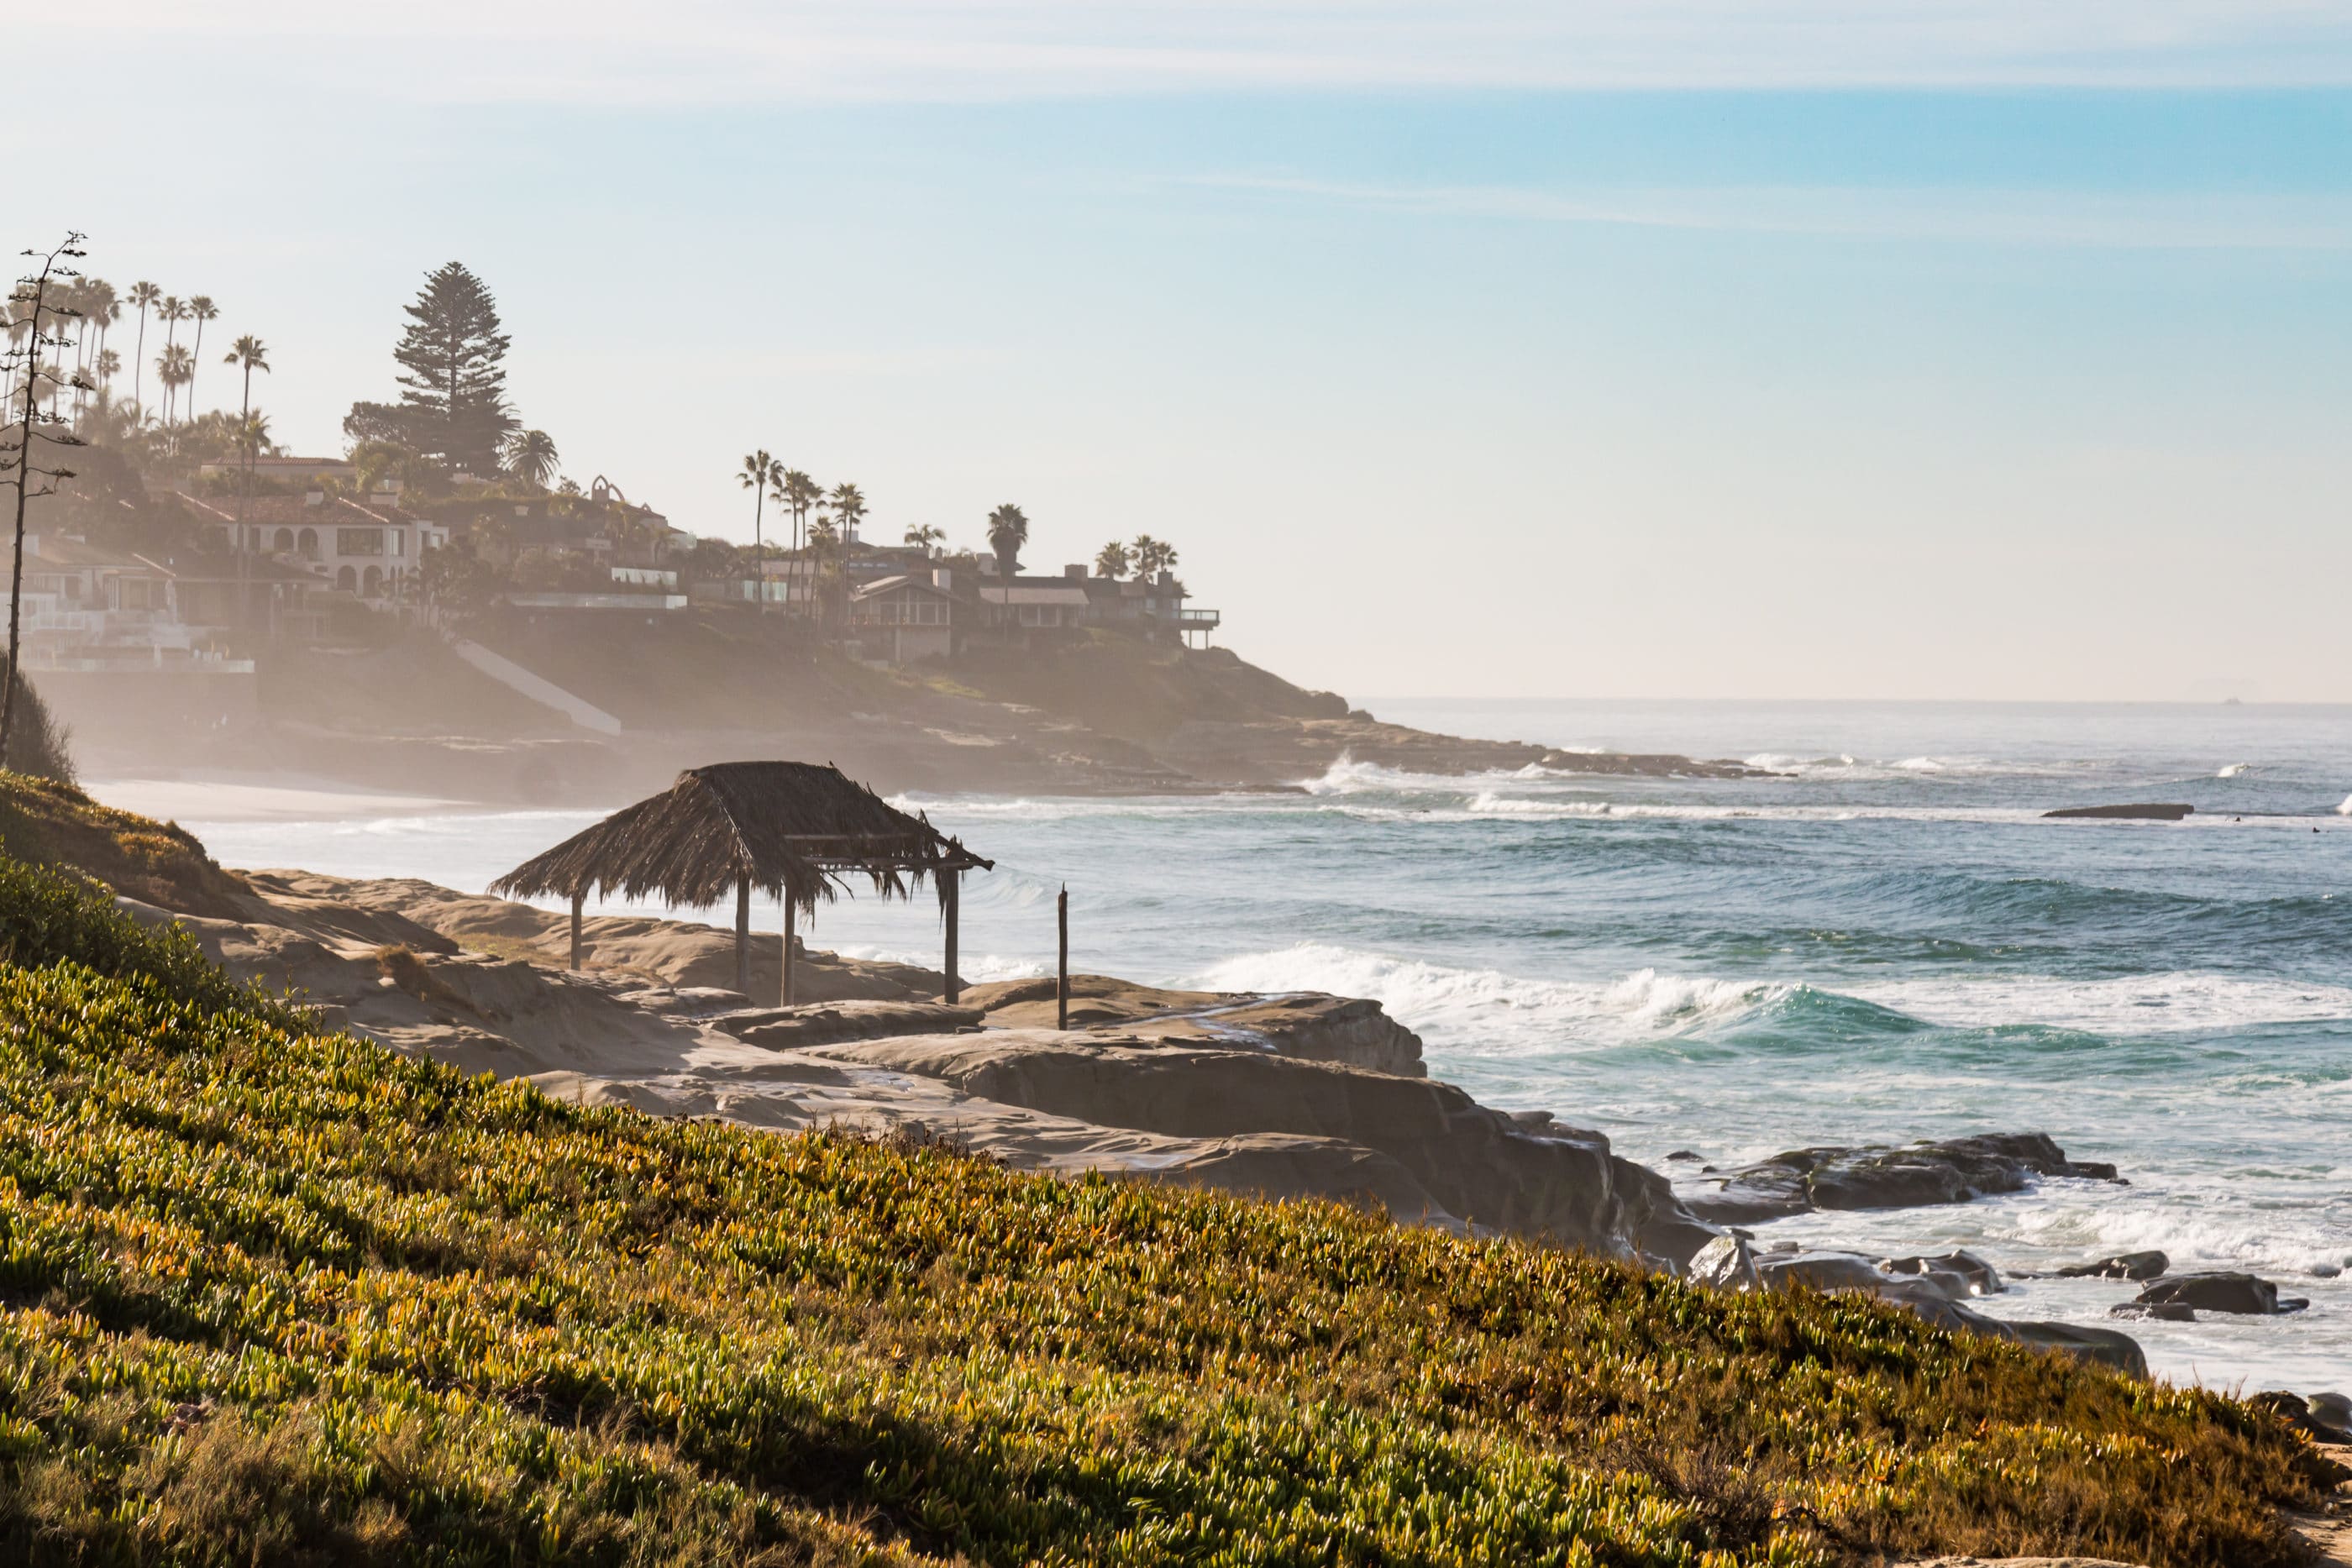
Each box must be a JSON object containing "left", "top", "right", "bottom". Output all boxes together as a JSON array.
[{"left": 180, "top": 490, "right": 450, "bottom": 602}]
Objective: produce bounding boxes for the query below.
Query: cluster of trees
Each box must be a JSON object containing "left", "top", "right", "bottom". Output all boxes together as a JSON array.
[
  {"left": 3, "top": 270, "right": 277, "bottom": 470},
  {"left": 346, "top": 262, "right": 559, "bottom": 490},
  {"left": 731, "top": 480, "right": 1180, "bottom": 594},
  {"left": 737, "top": 452, "right": 867, "bottom": 569},
  {"left": 1092, "top": 534, "right": 1178, "bottom": 582}
]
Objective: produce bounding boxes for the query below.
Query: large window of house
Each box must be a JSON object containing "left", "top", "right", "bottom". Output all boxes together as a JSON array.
[
  {"left": 916, "top": 600, "right": 942, "bottom": 625},
  {"left": 337, "top": 527, "right": 386, "bottom": 557}
]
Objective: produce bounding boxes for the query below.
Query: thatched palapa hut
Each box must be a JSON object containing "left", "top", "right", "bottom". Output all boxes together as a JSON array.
[{"left": 489, "top": 761, "right": 992, "bottom": 1004}]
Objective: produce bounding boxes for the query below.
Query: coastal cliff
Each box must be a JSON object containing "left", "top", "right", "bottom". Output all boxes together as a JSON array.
[
  {"left": 63, "top": 618, "right": 1769, "bottom": 802},
  {"left": 0, "top": 819, "right": 2334, "bottom": 1566}
]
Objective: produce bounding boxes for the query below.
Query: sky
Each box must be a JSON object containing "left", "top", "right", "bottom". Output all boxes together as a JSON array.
[{"left": 30, "top": 1, "right": 2352, "bottom": 701}]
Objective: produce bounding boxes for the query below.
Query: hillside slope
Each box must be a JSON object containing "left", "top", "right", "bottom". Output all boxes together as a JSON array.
[{"left": 0, "top": 847, "right": 2336, "bottom": 1565}]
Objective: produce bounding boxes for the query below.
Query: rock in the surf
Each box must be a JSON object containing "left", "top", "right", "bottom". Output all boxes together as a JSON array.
[
  {"left": 2057, "top": 1250, "right": 2168, "bottom": 1282},
  {"left": 2310, "top": 1391, "right": 2352, "bottom": 1438},
  {"left": 2002, "top": 1320, "right": 2150, "bottom": 1378},
  {"left": 1882, "top": 1250, "right": 2004, "bottom": 1297},
  {"left": 1687, "top": 1241, "right": 2146, "bottom": 1376},
  {"left": 1683, "top": 1132, "right": 2124, "bottom": 1223},
  {"left": 2133, "top": 1272, "right": 2309, "bottom": 1316},
  {"left": 2248, "top": 1391, "right": 2352, "bottom": 1444},
  {"left": 2110, "top": 1301, "right": 2196, "bottom": 1323}
]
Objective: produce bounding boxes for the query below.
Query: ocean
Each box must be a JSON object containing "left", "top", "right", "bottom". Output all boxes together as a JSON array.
[{"left": 167, "top": 700, "right": 2352, "bottom": 1395}]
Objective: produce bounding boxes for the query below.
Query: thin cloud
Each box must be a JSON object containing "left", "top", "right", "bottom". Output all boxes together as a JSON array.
[
  {"left": 1189, "top": 173, "right": 2352, "bottom": 250},
  {"left": 78, "top": 0, "right": 2352, "bottom": 99}
]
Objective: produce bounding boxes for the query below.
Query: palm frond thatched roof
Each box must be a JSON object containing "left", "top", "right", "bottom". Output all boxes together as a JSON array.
[{"left": 487, "top": 761, "right": 990, "bottom": 914}]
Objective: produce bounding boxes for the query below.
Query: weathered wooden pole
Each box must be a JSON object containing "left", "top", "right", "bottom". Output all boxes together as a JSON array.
[
  {"left": 1056, "top": 884, "right": 1069, "bottom": 1030},
  {"left": 569, "top": 889, "right": 584, "bottom": 972},
  {"left": 942, "top": 868, "right": 961, "bottom": 1004},
  {"left": 734, "top": 873, "right": 751, "bottom": 996},
  {"left": 781, "top": 891, "right": 795, "bottom": 1008}
]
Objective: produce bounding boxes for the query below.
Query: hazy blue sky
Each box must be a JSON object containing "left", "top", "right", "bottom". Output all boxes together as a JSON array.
[{"left": 44, "top": 3, "right": 2352, "bottom": 700}]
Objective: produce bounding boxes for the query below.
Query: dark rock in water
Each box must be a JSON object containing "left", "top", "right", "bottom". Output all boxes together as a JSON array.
[
  {"left": 1882, "top": 1250, "right": 2003, "bottom": 1298},
  {"left": 1753, "top": 1251, "right": 1893, "bottom": 1294},
  {"left": 2003, "top": 1320, "right": 2150, "bottom": 1378},
  {"left": 1664, "top": 1149, "right": 1702, "bottom": 1162},
  {"left": 2134, "top": 1271, "right": 2307, "bottom": 1316},
  {"left": 2250, "top": 1390, "right": 2352, "bottom": 1443},
  {"left": 2111, "top": 1301, "right": 2196, "bottom": 1323},
  {"left": 1683, "top": 1132, "right": 2124, "bottom": 1224},
  {"left": 2043, "top": 803, "right": 2195, "bottom": 821},
  {"left": 2056, "top": 1249, "right": 2169, "bottom": 1282},
  {"left": 1684, "top": 1240, "right": 2145, "bottom": 1374}
]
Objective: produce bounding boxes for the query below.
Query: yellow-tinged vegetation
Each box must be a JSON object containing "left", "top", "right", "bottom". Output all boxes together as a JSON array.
[
  {"left": 0, "top": 852, "right": 2331, "bottom": 1565},
  {"left": 0, "top": 774, "right": 249, "bottom": 918}
]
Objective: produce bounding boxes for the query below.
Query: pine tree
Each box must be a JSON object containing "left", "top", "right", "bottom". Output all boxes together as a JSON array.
[{"left": 391, "top": 261, "right": 514, "bottom": 475}]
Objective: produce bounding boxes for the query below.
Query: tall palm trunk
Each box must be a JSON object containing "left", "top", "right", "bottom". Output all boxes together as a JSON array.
[
  {"left": 752, "top": 485, "right": 766, "bottom": 616},
  {"left": 131, "top": 307, "right": 146, "bottom": 419},
  {"left": 188, "top": 317, "right": 206, "bottom": 422}
]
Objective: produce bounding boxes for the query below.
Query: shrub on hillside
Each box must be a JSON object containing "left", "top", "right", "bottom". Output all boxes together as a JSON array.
[
  {"left": 0, "top": 670, "right": 75, "bottom": 786},
  {"left": 0, "top": 850, "right": 287, "bottom": 1022}
]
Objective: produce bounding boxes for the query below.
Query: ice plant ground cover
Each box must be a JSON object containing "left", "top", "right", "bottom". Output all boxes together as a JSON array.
[{"left": 0, "top": 847, "right": 2334, "bottom": 1565}]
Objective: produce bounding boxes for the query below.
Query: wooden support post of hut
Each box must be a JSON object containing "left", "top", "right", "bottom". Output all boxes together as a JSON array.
[
  {"left": 943, "top": 869, "right": 960, "bottom": 1004},
  {"left": 1057, "top": 884, "right": 1069, "bottom": 1030},
  {"left": 488, "top": 762, "right": 991, "bottom": 1011},
  {"left": 734, "top": 875, "right": 752, "bottom": 995},
  {"left": 781, "top": 894, "right": 795, "bottom": 1006}
]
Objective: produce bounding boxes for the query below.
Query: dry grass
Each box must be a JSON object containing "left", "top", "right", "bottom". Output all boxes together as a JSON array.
[{"left": 0, "top": 771, "right": 252, "bottom": 917}]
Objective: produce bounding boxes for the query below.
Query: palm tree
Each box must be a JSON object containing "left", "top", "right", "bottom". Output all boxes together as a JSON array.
[
  {"left": 986, "top": 504, "right": 1029, "bottom": 580},
  {"left": 126, "top": 281, "right": 160, "bottom": 417},
  {"left": 92, "top": 349, "right": 119, "bottom": 392},
  {"left": 780, "top": 469, "right": 821, "bottom": 560},
  {"left": 222, "top": 337, "right": 269, "bottom": 529},
  {"left": 738, "top": 449, "right": 784, "bottom": 612},
  {"left": 231, "top": 409, "right": 274, "bottom": 460},
  {"left": 1094, "top": 540, "right": 1131, "bottom": 579},
  {"left": 156, "top": 343, "right": 193, "bottom": 428},
  {"left": 501, "top": 428, "right": 559, "bottom": 487},
  {"left": 156, "top": 296, "right": 188, "bottom": 425},
  {"left": 82, "top": 279, "right": 118, "bottom": 374},
  {"left": 184, "top": 295, "right": 218, "bottom": 421},
  {"left": 904, "top": 523, "right": 944, "bottom": 555},
  {"left": 1131, "top": 535, "right": 1175, "bottom": 578},
  {"left": 827, "top": 482, "right": 866, "bottom": 545}
]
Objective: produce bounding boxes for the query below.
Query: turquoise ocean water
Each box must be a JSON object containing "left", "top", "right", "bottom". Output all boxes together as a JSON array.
[{"left": 179, "top": 700, "right": 2352, "bottom": 1394}]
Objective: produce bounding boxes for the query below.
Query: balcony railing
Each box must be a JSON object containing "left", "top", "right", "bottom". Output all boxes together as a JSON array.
[{"left": 1177, "top": 607, "right": 1221, "bottom": 628}]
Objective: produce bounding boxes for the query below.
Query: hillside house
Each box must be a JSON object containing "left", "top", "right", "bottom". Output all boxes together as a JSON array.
[
  {"left": 179, "top": 490, "right": 449, "bottom": 603},
  {"left": 0, "top": 534, "right": 262, "bottom": 735},
  {"left": 848, "top": 572, "right": 958, "bottom": 663}
]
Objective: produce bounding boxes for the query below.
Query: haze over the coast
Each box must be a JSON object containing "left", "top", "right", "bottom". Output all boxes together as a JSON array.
[
  {"left": 41, "top": 0, "right": 2352, "bottom": 702},
  {"left": 4, "top": 4, "right": 2350, "bottom": 1560}
]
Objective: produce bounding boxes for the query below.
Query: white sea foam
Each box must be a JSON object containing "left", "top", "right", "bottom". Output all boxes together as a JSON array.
[
  {"left": 1850, "top": 972, "right": 2352, "bottom": 1034},
  {"left": 1196, "top": 943, "right": 2352, "bottom": 1054},
  {"left": 2338, "top": 793, "right": 2352, "bottom": 815},
  {"left": 1194, "top": 943, "right": 1791, "bottom": 1049},
  {"left": 2217, "top": 762, "right": 2254, "bottom": 779},
  {"left": 1465, "top": 792, "right": 1613, "bottom": 818}
]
